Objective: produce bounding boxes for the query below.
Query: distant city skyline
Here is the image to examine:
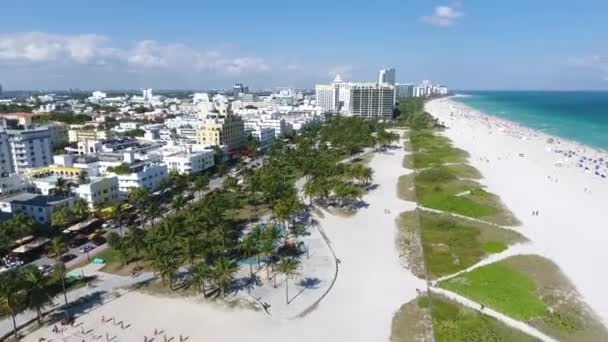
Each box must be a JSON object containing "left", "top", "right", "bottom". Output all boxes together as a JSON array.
[{"left": 1, "top": 1, "right": 607, "bottom": 90}]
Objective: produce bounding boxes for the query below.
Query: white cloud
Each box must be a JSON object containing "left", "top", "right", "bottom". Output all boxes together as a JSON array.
[
  {"left": 422, "top": 5, "right": 463, "bottom": 27},
  {"left": 0, "top": 32, "right": 270, "bottom": 75},
  {"left": 0, "top": 32, "right": 114, "bottom": 64}
]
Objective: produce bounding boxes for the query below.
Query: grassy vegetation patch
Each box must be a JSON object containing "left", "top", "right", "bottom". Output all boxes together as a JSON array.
[
  {"left": 429, "top": 294, "right": 541, "bottom": 342},
  {"left": 391, "top": 295, "right": 434, "bottom": 342},
  {"left": 418, "top": 210, "right": 525, "bottom": 278},
  {"left": 97, "top": 248, "right": 152, "bottom": 276},
  {"left": 444, "top": 164, "right": 482, "bottom": 180},
  {"left": 414, "top": 167, "right": 518, "bottom": 226},
  {"left": 396, "top": 211, "right": 426, "bottom": 278},
  {"left": 397, "top": 174, "right": 416, "bottom": 202},
  {"left": 482, "top": 241, "right": 508, "bottom": 253},
  {"left": 409, "top": 130, "right": 468, "bottom": 168},
  {"left": 441, "top": 262, "right": 547, "bottom": 320},
  {"left": 440, "top": 255, "right": 608, "bottom": 341},
  {"left": 402, "top": 154, "right": 414, "bottom": 169}
]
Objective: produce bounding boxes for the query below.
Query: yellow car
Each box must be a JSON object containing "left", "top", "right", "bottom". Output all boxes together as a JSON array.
[{"left": 88, "top": 230, "right": 106, "bottom": 240}]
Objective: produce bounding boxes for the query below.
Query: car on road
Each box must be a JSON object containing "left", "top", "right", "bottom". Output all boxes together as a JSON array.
[
  {"left": 60, "top": 254, "right": 77, "bottom": 263},
  {"left": 79, "top": 245, "right": 95, "bottom": 254},
  {"left": 68, "top": 236, "right": 89, "bottom": 248},
  {"left": 38, "top": 264, "right": 52, "bottom": 274},
  {"left": 91, "top": 236, "right": 107, "bottom": 246},
  {"left": 88, "top": 230, "right": 105, "bottom": 240}
]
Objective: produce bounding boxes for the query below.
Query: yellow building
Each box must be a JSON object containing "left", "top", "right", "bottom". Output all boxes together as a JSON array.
[{"left": 196, "top": 114, "right": 245, "bottom": 151}]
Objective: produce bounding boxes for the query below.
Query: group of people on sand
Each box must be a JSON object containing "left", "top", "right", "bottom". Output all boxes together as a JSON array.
[{"left": 531, "top": 210, "right": 540, "bottom": 216}]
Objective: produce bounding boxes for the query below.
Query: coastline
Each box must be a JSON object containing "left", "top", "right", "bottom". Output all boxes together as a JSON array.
[{"left": 426, "top": 97, "right": 608, "bottom": 325}]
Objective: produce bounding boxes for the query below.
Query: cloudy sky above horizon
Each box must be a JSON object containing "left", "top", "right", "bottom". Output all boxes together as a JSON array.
[{"left": 1, "top": 0, "right": 607, "bottom": 91}]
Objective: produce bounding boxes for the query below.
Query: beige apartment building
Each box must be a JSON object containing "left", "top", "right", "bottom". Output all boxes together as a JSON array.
[{"left": 196, "top": 114, "right": 245, "bottom": 151}]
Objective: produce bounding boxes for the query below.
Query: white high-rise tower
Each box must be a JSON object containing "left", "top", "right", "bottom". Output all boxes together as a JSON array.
[{"left": 378, "top": 68, "right": 396, "bottom": 86}]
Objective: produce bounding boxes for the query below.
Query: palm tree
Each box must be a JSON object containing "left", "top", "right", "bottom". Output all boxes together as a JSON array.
[
  {"left": 276, "top": 257, "right": 300, "bottom": 304},
  {"left": 109, "top": 202, "right": 124, "bottom": 236},
  {"left": 0, "top": 269, "right": 25, "bottom": 338},
  {"left": 49, "top": 238, "right": 69, "bottom": 307},
  {"left": 178, "top": 230, "right": 204, "bottom": 269},
  {"left": 212, "top": 257, "right": 238, "bottom": 298},
  {"left": 157, "top": 178, "right": 171, "bottom": 209},
  {"left": 51, "top": 206, "right": 71, "bottom": 230},
  {"left": 249, "top": 225, "right": 265, "bottom": 268},
  {"left": 123, "top": 228, "right": 145, "bottom": 264},
  {"left": 189, "top": 261, "right": 213, "bottom": 296},
  {"left": 10, "top": 213, "right": 34, "bottom": 247},
  {"left": 145, "top": 202, "right": 160, "bottom": 228},
  {"left": 22, "top": 266, "right": 52, "bottom": 325},
  {"left": 193, "top": 174, "right": 210, "bottom": 200},
  {"left": 53, "top": 177, "right": 71, "bottom": 197},
  {"left": 222, "top": 176, "right": 239, "bottom": 192},
  {"left": 260, "top": 238, "right": 276, "bottom": 279},
  {"left": 239, "top": 237, "right": 258, "bottom": 278},
  {"left": 171, "top": 194, "right": 188, "bottom": 212},
  {"left": 129, "top": 187, "right": 150, "bottom": 229},
  {"left": 73, "top": 198, "right": 91, "bottom": 220}
]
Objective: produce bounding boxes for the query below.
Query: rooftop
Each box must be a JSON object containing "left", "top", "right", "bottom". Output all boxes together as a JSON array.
[{"left": 0, "top": 192, "right": 71, "bottom": 207}]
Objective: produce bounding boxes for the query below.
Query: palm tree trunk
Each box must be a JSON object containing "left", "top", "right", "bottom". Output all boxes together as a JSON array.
[
  {"left": 249, "top": 263, "right": 253, "bottom": 278},
  {"left": 285, "top": 278, "right": 289, "bottom": 304},
  {"left": 10, "top": 311, "right": 17, "bottom": 338},
  {"left": 36, "top": 307, "right": 42, "bottom": 325},
  {"left": 61, "top": 273, "right": 68, "bottom": 306}
]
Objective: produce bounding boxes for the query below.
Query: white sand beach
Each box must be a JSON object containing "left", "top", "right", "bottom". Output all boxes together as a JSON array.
[
  {"left": 23, "top": 141, "right": 425, "bottom": 342},
  {"left": 426, "top": 98, "right": 608, "bottom": 325}
]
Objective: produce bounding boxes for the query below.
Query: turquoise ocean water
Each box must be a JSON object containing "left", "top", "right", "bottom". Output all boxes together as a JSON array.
[{"left": 454, "top": 91, "right": 608, "bottom": 150}]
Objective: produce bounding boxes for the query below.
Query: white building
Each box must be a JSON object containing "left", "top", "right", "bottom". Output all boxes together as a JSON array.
[
  {"left": 4, "top": 126, "right": 53, "bottom": 174},
  {"left": 163, "top": 147, "right": 214, "bottom": 175},
  {"left": 165, "top": 116, "right": 201, "bottom": 130},
  {"left": 91, "top": 91, "right": 107, "bottom": 101},
  {"left": 0, "top": 192, "right": 74, "bottom": 225},
  {"left": 348, "top": 83, "right": 395, "bottom": 119},
  {"left": 316, "top": 76, "right": 395, "bottom": 118},
  {"left": 378, "top": 67, "right": 396, "bottom": 85},
  {"left": 249, "top": 127, "right": 275, "bottom": 150},
  {"left": 74, "top": 175, "right": 120, "bottom": 208},
  {"left": 142, "top": 88, "right": 153, "bottom": 101},
  {"left": 104, "top": 160, "right": 168, "bottom": 200}
]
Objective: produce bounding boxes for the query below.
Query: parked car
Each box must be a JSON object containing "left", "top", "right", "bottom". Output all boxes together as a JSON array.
[
  {"left": 68, "top": 236, "right": 89, "bottom": 248},
  {"left": 60, "top": 254, "right": 77, "bottom": 263},
  {"left": 88, "top": 230, "right": 105, "bottom": 240},
  {"left": 38, "top": 264, "right": 52, "bottom": 274},
  {"left": 79, "top": 245, "right": 95, "bottom": 254}
]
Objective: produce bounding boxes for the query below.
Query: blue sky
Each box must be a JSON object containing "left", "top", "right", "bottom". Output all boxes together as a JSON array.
[{"left": 1, "top": 0, "right": 607, "bottom": 90}]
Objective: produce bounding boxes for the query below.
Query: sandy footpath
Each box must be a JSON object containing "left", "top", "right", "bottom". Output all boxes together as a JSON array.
[
  {"left": 23, "top": 140, "right": 424, "bottom": 342},
  {"left": 426, "top": 98, "right": 608, "bottom": 325}
]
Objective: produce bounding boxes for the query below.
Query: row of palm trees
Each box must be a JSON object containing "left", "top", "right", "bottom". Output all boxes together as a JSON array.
[{"left": 0, "top": 236, "right": 75, "bottom": 339}]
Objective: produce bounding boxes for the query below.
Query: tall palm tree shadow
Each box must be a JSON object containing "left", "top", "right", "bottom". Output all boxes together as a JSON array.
[
  {"left": 231, "top": 275, "right": 260, "bottom": 294},
  {"left": 288, "top": 277, "right": 322, "bottom": 304}
]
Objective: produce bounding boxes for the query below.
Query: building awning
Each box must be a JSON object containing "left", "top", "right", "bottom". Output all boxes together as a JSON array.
[{"left": 12, "top": 237, "right": 50, "bottom": 253}]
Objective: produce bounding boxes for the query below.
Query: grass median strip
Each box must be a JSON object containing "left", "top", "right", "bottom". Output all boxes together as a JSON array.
[
  {"left": 418, "top": 209, "right": 526, "bottom": 278},
  {"left": 439, "top": 255, "right": 608, "bottom": 341}
]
